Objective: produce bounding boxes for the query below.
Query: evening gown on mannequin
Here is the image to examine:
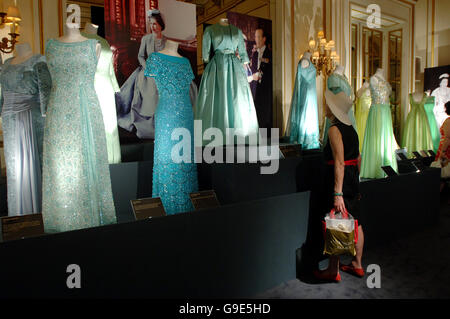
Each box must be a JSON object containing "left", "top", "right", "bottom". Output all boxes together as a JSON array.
[
  {"left": 402, "top": 93, "right": 434, "bottom": 156},
  {"left": 145, "top": 52, "right": 198, "bottom": 215},
  {"left": 0, "top": 55, "right": 51, "bottom": 216},
  {"left": 42, "top": 39, "right": 117, "bottom": 233},
  {"left": 286, "top": 57, "right": 320, "bottom": 149},
  {"left": 322, "top": 73, "right": 357, "bottom": 146},
  {"left": 82, "top": 33, "right": 121, "bottom": 164},
  {"left": 195, "top": 23, "right": 259, "bottom": 145},
  {"left": 360, "top": 76, "right": 398, "bottom": 179},
  {"left": 116, "top": 34, "right": 198, "bottom": 139},
  {"left": 423, "top": 96, "right": 440, "bottom": 152},
  {"left": 355, "top": 92, "right": 371, "bottom": 153}
]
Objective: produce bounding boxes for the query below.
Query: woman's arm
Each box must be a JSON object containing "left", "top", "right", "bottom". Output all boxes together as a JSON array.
[
  {"left": 440, "top": 118, "right": 450, "bottom": 161},
  {"left": 138, "top": 35, "right": 150, "bottom": 67},
  {"left": 329, "top": 126, "right": 346, "bottom": 213}
]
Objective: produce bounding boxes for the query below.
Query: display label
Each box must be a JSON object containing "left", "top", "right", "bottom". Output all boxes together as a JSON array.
[
  {"left": 1, "top": 214, "right": 45, "bottom": 242},
  {"left": 279, "top": 144, "right": 302, "bottom": 158},
  {"left": 190, "top": 190, "right": 220, "bottom": 210},
  {"left": 131, "top": 197, "right": 166, "bottom": 220}
]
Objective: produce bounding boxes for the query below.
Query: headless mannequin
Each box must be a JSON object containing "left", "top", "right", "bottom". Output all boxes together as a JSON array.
[
  {"left": 59, "top": 24, "right": 101, "bottom": 59},
  {"left": 357, "top": 81, "right": 370, "bottom": 98},
  {"left": 301, "top": 51, "right": 311, "bottom": 68},
  {"left": 158, "top": 39, "right": 182, "bottom": 58},
  {"left": 372, "top": 68, "right": 386, "bottom": 82},
  {"left": 412, "top": 91, "right": 425, "bottom": 103},
  {"left": 334, "top": 64, "right": 344, "bottom": 76},
  {"left": 83, "top": 22, "right": 99, "bottom": 35},
  {"left": 11, "top": 43, "right": 34, "bottom": 65},
  {"left": 219, "top": 18, "right": 229, "bottom": 26}
]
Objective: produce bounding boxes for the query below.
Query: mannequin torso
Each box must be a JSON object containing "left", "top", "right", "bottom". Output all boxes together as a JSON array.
[
  {"left": 58, "top": 25, "right": 101, "bottom": 58},
  {"left": 11, "top": 43, "right": 34, "bottom": 65},
  {"left": 357, "top": 82, "right": 370, "bottom": 98},
  {"left": 412, "top": 91, "right": 425, "bottom": 103},
  {"left": 301, "top": 51, "right": 311, "bottom": 68},
  {"left": 83, "top": 22, "right": 99, "bottom": 35},
  {"left": 219, "top": 18, "right": 229, "bottom": 26},
  {"left": 158, "top": 40, "right": 182, "bottom": 58}
]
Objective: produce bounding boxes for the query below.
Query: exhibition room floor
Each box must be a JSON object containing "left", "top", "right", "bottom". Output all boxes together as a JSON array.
[{"left": 256, "top": 191, "right": 450, "bottom": 299}]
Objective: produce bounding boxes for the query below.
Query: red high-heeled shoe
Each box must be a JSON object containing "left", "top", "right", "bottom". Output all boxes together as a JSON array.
[
  {"left": 340, "top": 264, "right": 365, "bottom": 277},
  {"left": 313, "top": 270, "right": 341, "bottom": 283}
]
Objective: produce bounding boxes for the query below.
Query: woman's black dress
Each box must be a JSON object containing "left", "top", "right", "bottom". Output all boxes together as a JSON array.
[{"left": 323, "top": 122, "right": 362, "bottom": 225}]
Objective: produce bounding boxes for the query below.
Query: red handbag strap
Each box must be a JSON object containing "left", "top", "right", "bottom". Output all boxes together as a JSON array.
[{"left": 329, "top": 208, "right": 349, "bottom": 219}]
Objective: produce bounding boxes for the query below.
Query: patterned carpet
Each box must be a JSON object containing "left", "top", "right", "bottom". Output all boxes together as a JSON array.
[{"left": 255, "top": 190, "right": 450, "bottom": 299}]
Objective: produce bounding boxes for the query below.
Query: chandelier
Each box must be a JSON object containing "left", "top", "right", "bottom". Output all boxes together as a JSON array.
[
  {"left": 0, "top": 4, "right": 21, "bottom": 54},
  {"left": 308, "top": 31, "right": 339, "bottom": 76}
]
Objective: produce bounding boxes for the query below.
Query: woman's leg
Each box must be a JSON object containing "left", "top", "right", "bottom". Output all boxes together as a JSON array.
[{"left": 351, "top": 225, "right": 364, "bottom": 269}]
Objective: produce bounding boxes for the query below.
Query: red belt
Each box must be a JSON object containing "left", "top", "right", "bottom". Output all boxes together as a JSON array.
[{"left": 327, "top": 159, "right": 359, "bottom": 166}]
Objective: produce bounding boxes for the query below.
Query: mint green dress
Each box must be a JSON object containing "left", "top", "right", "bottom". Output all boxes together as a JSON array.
[
  {"left": 322, "top": 73, "right": 357, "bottom": 146},
  {"left": 360, "top": 76, "right": 398, "bottom": 179},
  {"left": 195, "top": 24, "right": 259, "bottom": 145},
  {"left": 42, "top": 39, "right": 117, "bottom": 233},
  {"left": 402, "top": 93, "right": 434, "bottom": 157},
  {"left": 82, "top": 33, "right": 121, "bottom": 164},
  {"left": 355, "top": 92, "right": 371, "bottom": 153},
  {"left": 423, "top": 96, "right": 440, "bottom": 152}
]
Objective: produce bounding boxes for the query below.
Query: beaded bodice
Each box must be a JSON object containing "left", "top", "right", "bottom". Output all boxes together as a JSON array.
[{"left": 370, "top": 75, "right": 392, "bottom": 105}]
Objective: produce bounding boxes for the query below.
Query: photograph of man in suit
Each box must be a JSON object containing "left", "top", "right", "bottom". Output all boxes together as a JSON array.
[{"left": 249, "top": 27, "right": 273, "bottom": 130}]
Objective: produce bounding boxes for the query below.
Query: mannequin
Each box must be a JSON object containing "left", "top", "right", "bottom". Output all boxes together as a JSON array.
[
  {"left": 158, "top": 39, "right": 181, "bottom": 58},
  {"left": 219, "top": 18, "right": 229, "bottom": 26},
  {"left": 59, "top": 23, "right": 101, "bottom": 59},
  {"left": 83, "top": 22, "right": 99, "bottom": 35},
  {"left": 372, "top": 68, "right": 386, "bottom": 82},
  {"left": 11, "top": 42, "right": 34, "bottom": 65},
  {"left": 301, "top": 51, "right": 311, "bottom": 69},
  {"left": 334, "top": 64, "right": 344, "bottom": 76},
  {"left": 412, "top": 91, "right": 425, "bottom": 103},
  {"left": 357, "top": 81, "right": 370, "bottom": 98}
]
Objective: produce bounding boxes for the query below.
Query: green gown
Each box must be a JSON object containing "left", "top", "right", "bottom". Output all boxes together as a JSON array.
[
  {"left": 423, "top": 96, "right": 440, "bottom": 152},
  {"left": 355, "top": 91, "right": 371, "bottom": 153},
  {"left": 402, "top": 93, "right": 434, "bottom": 157},
  {"left": 195, "top": 23, "right": 259, "bottom": 145},
  {"left": 360, "top": 76, "right": 398, "bottom": 179}
]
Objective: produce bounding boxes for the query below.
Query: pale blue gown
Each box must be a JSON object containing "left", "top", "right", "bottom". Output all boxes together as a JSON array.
[
  {"left": 286, "top": 58, "right": 320, "bottom": 149},
  {"left": 42, "top": 39, "right": 117, "bottom": 233},
  {"left": 145, "top": 52, "right": 198, "bottom": 215},
  {"left": 195, "top": 23, "right": 259, "bottom": 145},
  {"left": 0, "top": 55, "right": 51, "bottom": 216},
  {"left": 322, "top": 73, "right": 357, "bottom": 146}
]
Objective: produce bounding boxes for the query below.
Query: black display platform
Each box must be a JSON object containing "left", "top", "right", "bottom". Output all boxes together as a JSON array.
[{"left": 0, "top": 191, "right": 310, "bottom": 298}]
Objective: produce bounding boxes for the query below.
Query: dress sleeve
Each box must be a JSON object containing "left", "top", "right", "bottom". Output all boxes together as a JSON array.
[
  {"left": 34, "top": 59, "right": 52, "bottom": 116},
  {"left": 237, "top": 29, "right": 250, "bottom": 64},
  {"left": 109, "top": 57, "right": 120, "bottom": 93},
  {"left": 202, "top": 27, "right": 212, "bottom": 64},
  {"left": 144, "top": 53, "right": 157, "bottom": 78},
  {"left": 138, "top": 35, "right": 151, "bottom": 67}
]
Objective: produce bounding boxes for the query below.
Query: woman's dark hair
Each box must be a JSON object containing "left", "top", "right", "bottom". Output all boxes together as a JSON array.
[
  {"left": 149, "top": 13, "right": 165, "bottom": 31},
  {"left": 445, "top": 101, "right": 450, "bottom": 115}
]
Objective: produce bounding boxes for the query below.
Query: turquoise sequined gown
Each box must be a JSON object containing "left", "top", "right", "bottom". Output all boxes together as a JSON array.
[
  {"left": 82, "top": 33, "right": 121, "bottom": 164},
  {"left": 0, "top": 55, "right": 51, "bottom": 216},
  {"left": 42, "top": 39, "right": 117, "bottom": 233},
  {"left": 360, "top": 75, "right": 399, "bottom": 179},
  {"left": 145, "top": 52, "right": 198, "bottom": 215},
  {"left": 286, "top": 58, "right": 320, "bottom": 149},
  {"left": 322, "top": 73, "right": 357, "bottom": 146},
  {"left": 195, "top": 24, "right": 259, "bottom": 145}
]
